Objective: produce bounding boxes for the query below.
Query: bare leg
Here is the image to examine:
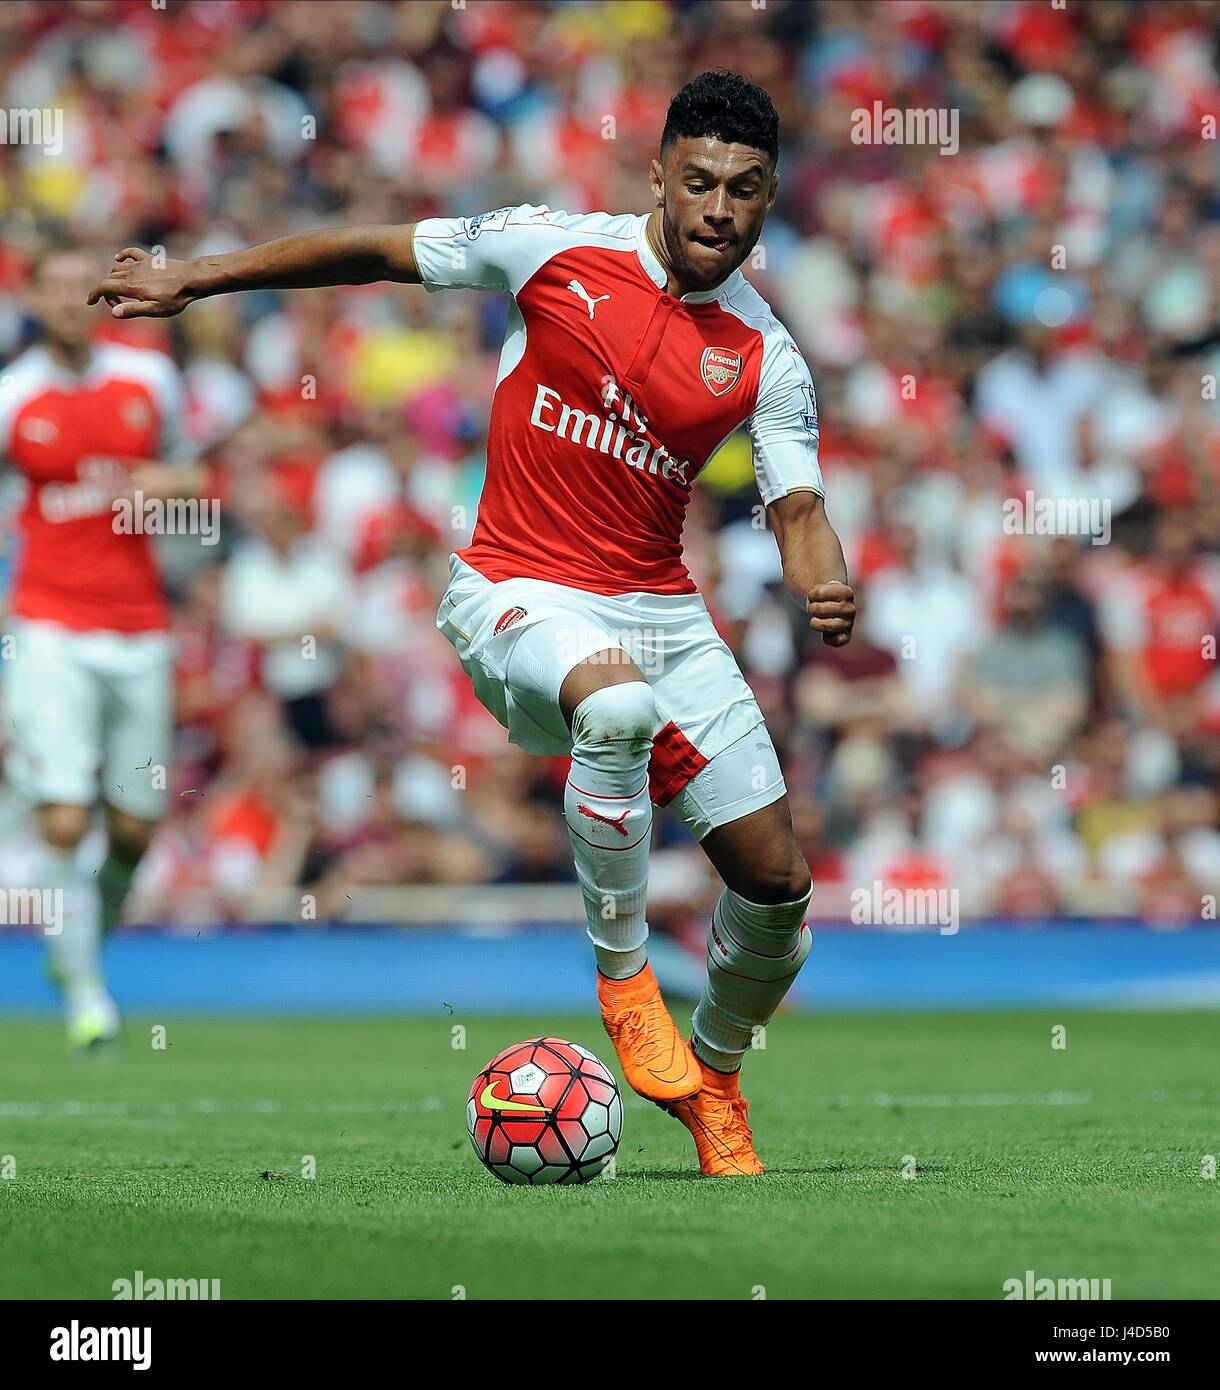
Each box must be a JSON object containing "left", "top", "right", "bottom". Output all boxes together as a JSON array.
[
  {"left": 100, "top": 804, "right": 157, "bottom": 934},
  {"left": 699, "top": 796, "right": 811, "bottom": 904},
  {"left": 559, "top": 647, "right": 647, "bottom": 724}
]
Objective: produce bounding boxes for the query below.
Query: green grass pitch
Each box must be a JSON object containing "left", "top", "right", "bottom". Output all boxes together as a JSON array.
[{"left": 1, "top": 1011, "right": 1215, "bottom": 1300}]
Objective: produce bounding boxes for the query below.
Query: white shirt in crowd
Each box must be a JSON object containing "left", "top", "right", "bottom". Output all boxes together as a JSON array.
[{"left": 220, "top": 537, "right": 351, "bottom": 699}]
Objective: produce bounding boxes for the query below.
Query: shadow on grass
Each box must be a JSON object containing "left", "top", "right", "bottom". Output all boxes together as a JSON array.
[
  {"left": 616, "top": 1169, "right": 710, "bottom": 1182},
  {"left": 621, "top": 1164, "right": 949, "bottom": 1180},
  {"left": 809, "top": 1163, "right": 948, "bottom": 1175}
]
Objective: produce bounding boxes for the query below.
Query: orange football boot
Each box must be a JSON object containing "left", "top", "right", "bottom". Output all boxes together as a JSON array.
[
  {"left": 597, "top": 963, "right": 701, "bottom": 1103},
  {"left": 667, "top": 1055, "right": 764, "bottom": 1177}
]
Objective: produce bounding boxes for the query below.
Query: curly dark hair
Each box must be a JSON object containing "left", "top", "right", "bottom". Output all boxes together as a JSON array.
[{"left": 660, "top": 70, "right": 779, "bottom": 167}]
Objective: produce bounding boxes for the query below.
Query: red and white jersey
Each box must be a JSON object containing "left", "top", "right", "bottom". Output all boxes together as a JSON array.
[
  {"left": 412, "top": 205, "right": 824, "bottom": 595},
  {"left": 1100, "top": 560, "right": 1220, "bottom": 697},
  {"left": 0, "top": 342, "right": 193, "bottom": 633}
]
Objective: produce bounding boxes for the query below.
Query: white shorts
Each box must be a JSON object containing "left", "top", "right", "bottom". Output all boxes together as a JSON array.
[
  {"left": 1, "top": 617, "right": 174, "bottom": 820},
  {"left": 436, "top": 554, "right": 786, "bottom": 839}
]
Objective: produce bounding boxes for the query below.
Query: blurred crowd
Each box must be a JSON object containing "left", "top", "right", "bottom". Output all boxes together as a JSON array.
[{"left": 1, "top": 0, "right": 1219, "bottom": 924}]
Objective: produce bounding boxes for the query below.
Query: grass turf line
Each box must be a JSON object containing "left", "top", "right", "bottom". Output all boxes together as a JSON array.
[{"left": 0, "top": 1012, "right": 1215, "bottom": 1300}]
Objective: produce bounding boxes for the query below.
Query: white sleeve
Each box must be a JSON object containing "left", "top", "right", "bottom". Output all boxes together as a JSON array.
[
  {"left": 411, "top": 204, "right": 559, "bottom": 295},
  {"left": 1098, "top": 572, "right": 1147, "bottom": 651},
  {"left": 748, "top": 335, "right": 825, "bottom": 504},
  {"left": 155, "top": 361, "right": 197, "bottom": 464}
]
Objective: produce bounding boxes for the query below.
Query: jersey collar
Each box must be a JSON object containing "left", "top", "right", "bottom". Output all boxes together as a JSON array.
[
  {"left": 26, "top": 342, "right": 99, "bottom": 381},
  {"left": 633, "top": 214, "right": 743, "bottom": 305}
]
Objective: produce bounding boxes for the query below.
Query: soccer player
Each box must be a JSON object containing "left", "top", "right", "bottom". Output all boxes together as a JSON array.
[
  {"left": 89, "top": 70, "right": 855, "bottom": 1174},
  {"left": 1, "top": 242, "right": 201, "bottom": 1047}
]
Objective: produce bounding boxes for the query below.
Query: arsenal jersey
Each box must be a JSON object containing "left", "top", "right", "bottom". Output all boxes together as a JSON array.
[
  {"left": 412, "top": 206, "right": 824, "bottom": 596},
  {"left": 0, "top": 342, "right": 193, "bottom": 633}
]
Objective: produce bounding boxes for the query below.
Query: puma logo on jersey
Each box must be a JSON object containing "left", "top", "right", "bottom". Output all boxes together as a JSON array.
[
  {"left": 576, "top": 804, "right": 632, "bottom": 836},
  {"left": 566, "top": 279, "right": 610, "bottom": 319}
]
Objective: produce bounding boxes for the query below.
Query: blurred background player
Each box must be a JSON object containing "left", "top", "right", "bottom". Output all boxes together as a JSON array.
[{"left": 0, "top": 242, "right": 201, "bottom": 1047}]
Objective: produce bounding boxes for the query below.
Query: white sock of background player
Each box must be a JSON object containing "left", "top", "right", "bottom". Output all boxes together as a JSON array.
[
  {"left": 562, "top": 682, "right": 658, "bottom": 980},
  {"left": 40, "top": 838, "right": 114, "bottom": 1023},
  {"left": 692, "top": 883, "right": 813, "bottom": 1073}
]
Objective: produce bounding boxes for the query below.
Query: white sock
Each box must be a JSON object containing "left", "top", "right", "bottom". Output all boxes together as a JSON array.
[
  {"left": 41, "top": 840, "right": 106, "bottom": 1005},
  {"left": 693, "top": 884, "right": 813, "bottom": 1073},
  {"left": 593, "top": 943, "right": 649, "bottom": 980},
  {"left": 562, "top": 682, "right": 657, "bottom": 966}
]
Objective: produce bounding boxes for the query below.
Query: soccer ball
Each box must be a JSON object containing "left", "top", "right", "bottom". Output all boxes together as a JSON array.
[{"left": 467, "top": 1037, "right": 623, "bottom": 1185}]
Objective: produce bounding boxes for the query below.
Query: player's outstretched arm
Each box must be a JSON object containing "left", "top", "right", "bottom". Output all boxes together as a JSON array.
[
  {"left": 87, "top": 225, "right": 421, "bottom": 319},
  {"left": 768, "top": 489, "right": 856, "bottom": 648}
]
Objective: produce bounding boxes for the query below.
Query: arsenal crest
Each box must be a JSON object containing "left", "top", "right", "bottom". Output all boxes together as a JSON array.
[
  {"left": 493, "top": 606, "right": 527, "bottom": 635},
  {"left": 700, "top": 347, "right": 742, "bottom": 397}
]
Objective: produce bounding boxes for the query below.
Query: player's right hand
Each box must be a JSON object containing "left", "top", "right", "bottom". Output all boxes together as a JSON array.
[
  {"left": 806, "top": 580, "right": 856, "bottom": 647},
  {"left": 87, "top": 248, "right": 194, "bottom": 319}
]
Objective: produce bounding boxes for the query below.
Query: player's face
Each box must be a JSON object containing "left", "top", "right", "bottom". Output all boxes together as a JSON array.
[
  {"left": 30, "top": 252, "right": 96, "bottom": 349},
  {"left": 650, "top": 136, "right": 777, "bottom": 291}
]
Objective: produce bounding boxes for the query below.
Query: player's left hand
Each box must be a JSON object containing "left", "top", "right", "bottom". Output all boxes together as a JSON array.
[
  {"left": 87, "top": 248, "right": 195, "bottom": 319},
  {"left": 806, "top": 581, "right": 855, "bottom": 647}
]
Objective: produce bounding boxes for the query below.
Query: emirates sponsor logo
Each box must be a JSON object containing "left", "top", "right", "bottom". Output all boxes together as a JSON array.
[
  {"left": 700, "top": 347, "right": 741, "bottom": 397},
  {"left": 529, "top": 380, "right": 693, "bottom": 487},
  {"left": 493, "top": 606, "right": 527, "bottom": 635},
  {"left": 18, "top": 416, "right": 58, "bottom": 444},
  {"left": 38, "top": 456, "right": 125, "bottom": 523}
]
